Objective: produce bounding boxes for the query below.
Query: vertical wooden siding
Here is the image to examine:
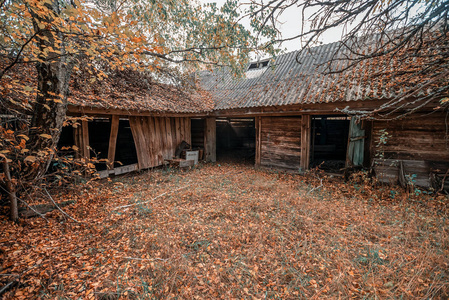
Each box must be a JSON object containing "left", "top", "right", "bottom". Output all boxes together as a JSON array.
[
  {"left": 260, "top": 116, "right": 301, "bottom": 170},
  {"left": 204, "top": 117, "right": 216, "bottom": 162},
  {"left": 129, "top": 116, "right": 191, "bottom": 170},
  {"left": 371, "top": 113, "right": 449, "bottom": 187}
]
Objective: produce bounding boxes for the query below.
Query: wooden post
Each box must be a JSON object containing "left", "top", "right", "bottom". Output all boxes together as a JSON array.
[
  {"left": 73, "top": 125, "right": 81, "bottom": 159},
  {"left": 255, "top": 116, "right": 261, "bottom": 167},
  {"left": 300, "top": 115, "right": 311, "bottom": 172},
  {"left": 185, "top": 117, "right": 191, "bottom": 146},
  {"left": 204, "top": 117, "right": 216, "bottom": 162},
  {"left": 107, "top": 115, "right": 119, "bottom": 169},
  {"left": 81, "top": 119, "right": 90, "bottom": 159}
]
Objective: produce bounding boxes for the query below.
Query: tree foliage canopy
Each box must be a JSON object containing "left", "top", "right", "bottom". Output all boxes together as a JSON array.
[{"left": 0, "top": 0, "right": 276, "bottom": 219}]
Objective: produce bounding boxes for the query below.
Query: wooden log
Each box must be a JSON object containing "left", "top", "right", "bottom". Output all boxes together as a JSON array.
[{"left": 107, "top": 115, "right": 120, "bottom": 169}]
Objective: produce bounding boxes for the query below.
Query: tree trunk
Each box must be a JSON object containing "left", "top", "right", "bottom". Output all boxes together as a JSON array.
[
  {"left": 23, "top": 1, "right": 73, "bottom": 183},
  {"left": 0, "top": 154, "right": 18, "bottom": 222}
]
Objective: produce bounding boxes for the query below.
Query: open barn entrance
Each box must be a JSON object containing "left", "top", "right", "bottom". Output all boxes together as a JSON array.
[
  {"left": 310, "top": 115, "right": 350, "bottom": 172},
  {"left": 216, "top": 118, "right": 255, "bottom": 164},
  {"left": 114, "top": 119, "right": 138, "bottom": 168}
]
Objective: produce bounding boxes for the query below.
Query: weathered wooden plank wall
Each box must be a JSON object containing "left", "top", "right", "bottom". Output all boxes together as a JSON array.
[
  {"left": 260, "top": 116, "right": 301, "bottom": 170},
  {"left": 371, "top": 113, "right": 449, "bottom": 187},
  {"left": 204, "top": 117, "right": 216, "bottom": 162},
  {"left": 372, "top": 115, "right": 449, "bottom": 161},
  {"left": 129, "top": 116, "right": 191, "bottom": 170},
  {"left": 300, "top": 115, "right": 311, "bottom": 171}
]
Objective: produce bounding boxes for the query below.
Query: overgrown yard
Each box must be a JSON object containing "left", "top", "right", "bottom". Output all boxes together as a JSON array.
[{"left": 1, "top": 164, "right": 448, "bottom": 299}]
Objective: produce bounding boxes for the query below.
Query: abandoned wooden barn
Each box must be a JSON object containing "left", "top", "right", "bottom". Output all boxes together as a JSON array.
[
  {"left": 195, "top": 40, "right": 449, "bottom": 188},
  {"left": 61, "top": 68, "right": 218, "bottom": 177},
  {"left": 3, "top": 38, "right": 445, "bottom": 188},
  {"left": 60, "top": 40, "right": 449, "bottom": 189}
]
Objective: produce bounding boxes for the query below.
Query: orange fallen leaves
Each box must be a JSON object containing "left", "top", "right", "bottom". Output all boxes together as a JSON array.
[{"left": 0, "top": 164, "right": 448, "bottom": 299}]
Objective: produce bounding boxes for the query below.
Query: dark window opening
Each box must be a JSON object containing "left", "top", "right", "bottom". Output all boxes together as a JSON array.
[
  {"left": 216, "top": 118, "right": 255, "bottom": 164},
  {"left": 310, "top": 115, "right": 350, "bottom": 172},
  {"left": 248, "top": 59, "right": 269, "bottom": 70},
  {"left": 114, "top": 119, "right": 138, "bottom": 168}
]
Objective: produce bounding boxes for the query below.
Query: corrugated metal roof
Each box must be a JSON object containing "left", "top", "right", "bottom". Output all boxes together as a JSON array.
[{"left": 198, "top": 39, "right": 442, "bottom": 111}]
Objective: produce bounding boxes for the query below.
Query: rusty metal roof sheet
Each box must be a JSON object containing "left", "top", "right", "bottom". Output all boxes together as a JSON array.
[{"left": 198, "top": 39, "right": 444, "bottom": 111}]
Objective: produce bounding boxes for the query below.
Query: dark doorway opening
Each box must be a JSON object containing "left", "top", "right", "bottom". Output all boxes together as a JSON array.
[
  {"left": 114, "top": 119, "right": 138, "bottom": 168},
  {"left": 310, "top": 115, "right": 350, "bottom": 172},
  {"left": 216, "top": 118, "right": 255, "bottom": 164},
  {"left": 191, "top": 118, "right": 205, "bottom": 149},
  {"left": 88, "top": 118, "right": 110, "bottom": 171}
]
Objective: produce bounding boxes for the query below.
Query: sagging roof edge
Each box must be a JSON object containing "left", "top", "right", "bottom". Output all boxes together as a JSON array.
[{"left": 68, "top": 97, "right": 433, "bottom": 118}]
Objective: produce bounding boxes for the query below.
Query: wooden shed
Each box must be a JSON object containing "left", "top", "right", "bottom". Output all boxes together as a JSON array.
[
  {"left": 197, "top": 41, "right": 449, "bottom": 189},
  {"left": 63, "top": 68, "right": 218, "bottom": 177},
  {"left": 4, "top": 39, "right": 448, "bottom": 189}
]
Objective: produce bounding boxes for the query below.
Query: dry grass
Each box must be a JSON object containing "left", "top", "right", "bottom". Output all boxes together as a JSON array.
[{"left": 1, "top": 163, "right": 448, "bottom": 299}]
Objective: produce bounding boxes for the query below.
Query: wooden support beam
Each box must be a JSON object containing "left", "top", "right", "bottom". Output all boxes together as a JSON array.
[
  {"left": 204, "top": 117, "right": 216, "bottom": 162},
  {"left": 73, "top": 125, "right": 82, "bottom": 159},
  {"left": 107, "top": 115, "right": 120, "bottom": 169},
  {"left": 300, "top": 115, "right": 311, "bottom": 171},
  {"left": 81, "top": 119, "right": 90, "bottom": 159},
  {"left": 185, "top": 117, "right": 191, "bottom": 145},
  {"left": 255, "top": 116, "right": 261, "bottom": 167}
]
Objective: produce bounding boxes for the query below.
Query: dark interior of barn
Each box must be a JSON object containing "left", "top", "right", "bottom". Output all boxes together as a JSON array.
[
  {"left": 113, "top": 119, "right": 138, "bottom": 168},
  {"left": 58, "top": 118, "right": 138, "bottom": 171},
  {"left": 191, "top": 118, "right": 205, "bottom": 150},
  {"left": 216, "top": 118, "right": 255, "bottom": 164},
  {"left": 310, "top": 115, "right": 350, "bottom": 172},
  {"left": 88, "top": 118, "right": 110, "bottom": 170}
]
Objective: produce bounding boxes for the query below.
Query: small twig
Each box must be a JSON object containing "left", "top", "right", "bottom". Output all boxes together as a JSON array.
[
  {"left": 16, "top": 197, "right": 49, "bottom": 222},
  {"left": 113, "top": 183, "right": 191, "bottom": 210},
  {"left": 307, "top": 178, "right": 323, "bottom": 195},
  {"left": 0, "top": 264, "right": 40, "bottom": 296},
  {"left": 44, "top": 188, "right": 80, "bottom": 223},
  {"left": 439, "top": 168, "right": 449, "bottom": 192},
  {"left": 0, "top": 281, "right": 16, "bottom": 296}
]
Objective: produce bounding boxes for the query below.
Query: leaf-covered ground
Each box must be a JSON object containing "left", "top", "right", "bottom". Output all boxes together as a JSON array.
[{"left": 1, "top": 163, "right": 448, "bottom": 299}]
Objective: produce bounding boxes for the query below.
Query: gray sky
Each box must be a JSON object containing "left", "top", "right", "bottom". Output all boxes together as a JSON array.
[{"left": 198, "top": 0, "right": 344, "bottom": 55}]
